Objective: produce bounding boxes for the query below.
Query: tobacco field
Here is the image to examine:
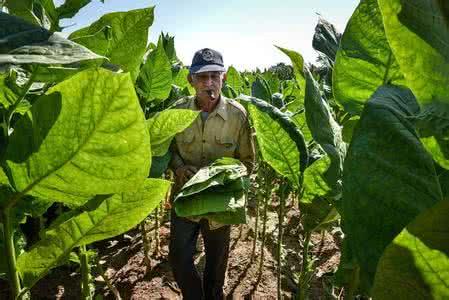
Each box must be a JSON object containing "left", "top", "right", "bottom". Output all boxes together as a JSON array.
[{"left": 0, "top": 0, "right": 448, "bottom": 299}]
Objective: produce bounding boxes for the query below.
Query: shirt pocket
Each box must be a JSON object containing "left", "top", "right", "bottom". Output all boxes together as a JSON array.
[
  {"left": 178, "top": 129, "right": 196, "bottom": 155},
  {"left": 214, "top": 135, "right": 237, "bottom": 157}
]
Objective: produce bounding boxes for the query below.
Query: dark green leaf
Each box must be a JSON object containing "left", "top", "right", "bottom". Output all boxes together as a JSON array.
[
  {"left": 56, "top": 0, "right": 93, "bottom": 19},
  {"left": 304, "top": 67, "right": 346, "bottom": 192},
  {"left": 251, "top": 75, "right": 272, "bottom": 102},
  {"left": 0, "top": 12, "right": 103, "bottom": 65},
  {"left": 312, "top": 17, "right": 341, "bottom": 63},
  {"left": 342, "top": 85, "right": 442, "bottom": 291},
  {"left": 373, "top": 200, "right": 449, "bottom": 299}
]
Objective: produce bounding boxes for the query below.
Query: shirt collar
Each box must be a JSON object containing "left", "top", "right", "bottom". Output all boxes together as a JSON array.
[{"left": 191, "top": 95, "right": 228, "bottom": 121}]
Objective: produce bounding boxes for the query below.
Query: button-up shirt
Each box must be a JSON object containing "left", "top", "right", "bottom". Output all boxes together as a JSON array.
[{"left": 170, "top": 95, "right": 255, "bottom": 173}]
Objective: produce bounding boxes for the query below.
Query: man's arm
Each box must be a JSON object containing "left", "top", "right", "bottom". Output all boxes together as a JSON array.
[{"left": 236, "top": 117, "right": 256, "bottom": 173}]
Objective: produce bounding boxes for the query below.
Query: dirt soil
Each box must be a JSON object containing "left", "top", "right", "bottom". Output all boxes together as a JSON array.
[{"left": 1, "top": 202, "right": 342, "bottom": 300}]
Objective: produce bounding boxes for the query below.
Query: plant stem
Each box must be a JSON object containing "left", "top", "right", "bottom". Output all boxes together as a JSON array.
[
  {"left": 153, "top": 206, "right": 160, "bottom": 256},
  {"left": 1, "top": 208, "right": 21, "bottom": 299},
  {"left": 277, "top": 182, "right": 287, "bottom": 300},
  {"left": 299, "top": 231, "right": 312, "bottom": 300},
  {"left": 141, "top": 220, "right": 151, "bottom": 266},
  {"left": 96, "top": 260, "right": 121, "bottom": 300},
  {"left": 80, "top": 245, "right": 92, "bottom": 300},
  {"left": 258, "top": 170, "right": 271, "bottom": 278},
  {"left": 250, "top": 189, "right": 260, "bottom": 263}
]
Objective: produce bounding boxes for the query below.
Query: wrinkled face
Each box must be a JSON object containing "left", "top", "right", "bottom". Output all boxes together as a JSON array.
[{"left": 188, "top": 71, "right": 226, "bottom": 101}]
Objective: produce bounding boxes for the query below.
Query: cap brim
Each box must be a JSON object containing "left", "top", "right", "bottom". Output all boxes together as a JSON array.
[{"left": 189, "top": 64, "right": 226, "bottom": 74}]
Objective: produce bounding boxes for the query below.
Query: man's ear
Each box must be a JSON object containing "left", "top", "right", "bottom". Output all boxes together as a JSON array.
[{"left": 187, "top": 74, "right": 193, "bottom": 85}]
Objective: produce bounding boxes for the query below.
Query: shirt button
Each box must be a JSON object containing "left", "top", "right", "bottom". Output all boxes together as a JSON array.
[{"left": 202, "top": 139, "right": 206, "bottom": 143}]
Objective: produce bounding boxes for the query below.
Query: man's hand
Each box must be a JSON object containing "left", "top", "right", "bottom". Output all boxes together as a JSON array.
[{"left": 175, "top": 165, "right": 198, "bottom": 185}]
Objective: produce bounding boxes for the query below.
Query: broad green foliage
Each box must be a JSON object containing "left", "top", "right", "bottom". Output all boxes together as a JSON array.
[
  {"left": 342, "top": 85, "right": 442, "bottom": 291},
  {"left": 239, "top": 95, "right": 308, "bottom": 174},
  {"left": 226, "top": 66, "right": 244, "bottom": 93},
  {"left": 173, "top": 68, "right": 195, "bottom": 95},
  {"left": 275, "top": 46, "right": 306, "bottom": 106},
  {"left": 312, "top": 17, "right": 341, "bottom": 63},
  {"left": 373, "top": 200, "right": 449, "bottom": 299},
  {"left": 421, "top": 136, "right": 449, "bottom": 170},
  {"left": 4, "top": 0, "right": 39, "bottom": 25},
  {"left": 5, "top": 68, "right": 151, "bottom": 206},
  {"left": 312, "top": 17, "right": 341, "bottom": 100},
  {"left": 17, "top": 178, "right": 170, "bottom": 288},
  {"left": 56, "top": 0, "right": 94, "bottom": 20},
  {"left": 248, "top": 101, "right": 302, "bottom": 189},
  {"left": 263, "top": 71, "right": 280, "bottom": 96},
  {"left": 333, "top": 0, "right": 405, "bottom": 115},
  {"left": 291, "top": 112, "right": 312, "bottom": 142},
  {"left": 304, "top": 67, "right": 346, "bottom": 192},
  {"left": 147, "top": 109, "right": 199, "bottom": 156},
  {"left": 0, "top": 73, "right": 19, "bottom": 109},
  {"left": 251, "top": 76, "right": 272, "bottom": 102},
  {"left": 174, "top": 158, "right": 248, "bottom": 225},
  {"left": 378, "top": 0, "right": 449, "bottom": 113},
  {"left": 69, "top": 7, "right": 154, "bottom": 81},
  {"left": 301, "top": 155, "right": 331, "bottom": 203},
  {"left": 0, "top": 12, "right": 103, "bottom": 65},
  {"left": 31, "top": 66, "right": 81, "bottom": 83},
  {"left": 137, "top": 36, "right": 172, "bottom": 103}
]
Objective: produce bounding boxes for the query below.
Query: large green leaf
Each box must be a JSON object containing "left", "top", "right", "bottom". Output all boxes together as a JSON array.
[
  {"left": 302, "top": 155, "right": 331, "bottom": 203},
  {"left": 5, "top": 68, "right": 150, "bottom": 206},
  {"left": 56, "top": 0, "right": 93, "bottom": 19},
  {"left": 275, "top": 46, "right": 306, "bottom": 106},
  {"left": 342, "top": 85, "right": 442, "bottom": 291},
  {"left": 239, "top": 95, "right": 308, "bottom": 179},
  {"left": 378, "top": 0, "right": 449, "bottom": 112},
  {"left": 304, "top": 67, "right": 346, "bottom": 191},
  {"left": 4, "top": 0, "right": 40, "bottom": 25},
  {"left": 69, "top": 7, "right": 154, "bottom": 81},
  {"left": 17, "top": 178, "right": 170, "bottom": 288},
  {"left": 147, "top": 109, "right": 199, "bottom": 156},
  {"left": 226, "top": 66, "right": 244, "bottom": 94},
  {"left": 0, "top": 12, "right": 103, "bottom": 65},
  {"left": 333, "top": 0, "right": 405, "bottom": 115},
  {"left": 312, "top": 17, "right": 341, "bottom": 63},
  {"left": 251, "top": 76, "right": 272, "bottom": 102},
  {"left": 173, "top": 68, "right": 195, "bottom": 95},
  {"left": 137, "top": 36, "right": 172, "bottom": 102},
  {"left": 248, "top": 103, "right": 301, "bottom": 188},
  {"left": 373, "top": 200, "right": 449, "bottom": 299}
]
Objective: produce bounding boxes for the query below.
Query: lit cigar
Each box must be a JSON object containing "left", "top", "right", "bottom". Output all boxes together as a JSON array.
[{"left": 206, "top": 90, "right": 216, "bottom": 100}]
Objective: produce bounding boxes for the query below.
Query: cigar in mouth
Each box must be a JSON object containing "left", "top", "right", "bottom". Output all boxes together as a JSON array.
[{"left": 206, "top": 90, "right": 216, "bottom": 100}]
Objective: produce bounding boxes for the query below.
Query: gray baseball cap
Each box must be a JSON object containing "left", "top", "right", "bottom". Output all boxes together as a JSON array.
[{"left": 189, "top": 48, "right": 226, "bottom": 74}]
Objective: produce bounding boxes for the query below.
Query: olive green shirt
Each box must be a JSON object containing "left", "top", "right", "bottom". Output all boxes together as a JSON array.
[{"left": 170, "top": 95, "right": 255, "bottom": 173}]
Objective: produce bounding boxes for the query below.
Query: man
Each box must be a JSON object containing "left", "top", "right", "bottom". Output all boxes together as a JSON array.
[{"left": 169, "top": 48, "right": 255, "bottom": 300}]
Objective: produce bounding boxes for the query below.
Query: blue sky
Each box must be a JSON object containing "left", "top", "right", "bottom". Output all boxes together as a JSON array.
[{"left": 58, "top": 0, "right": 359, "bottom": 71}]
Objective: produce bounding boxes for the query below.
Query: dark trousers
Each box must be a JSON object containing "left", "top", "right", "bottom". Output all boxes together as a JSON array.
[{"left": 169, "top": 211, "right": 230, "bottom": 300}]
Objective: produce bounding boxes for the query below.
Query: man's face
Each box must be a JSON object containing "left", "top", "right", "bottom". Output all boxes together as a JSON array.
[{"left": 188, "top": 71, "right": 226, "bottom": 101}]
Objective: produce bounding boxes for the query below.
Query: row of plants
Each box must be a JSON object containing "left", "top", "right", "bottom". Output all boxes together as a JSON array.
[{"left": 1, "top": 0, "right": 448, "bottom": 299}]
